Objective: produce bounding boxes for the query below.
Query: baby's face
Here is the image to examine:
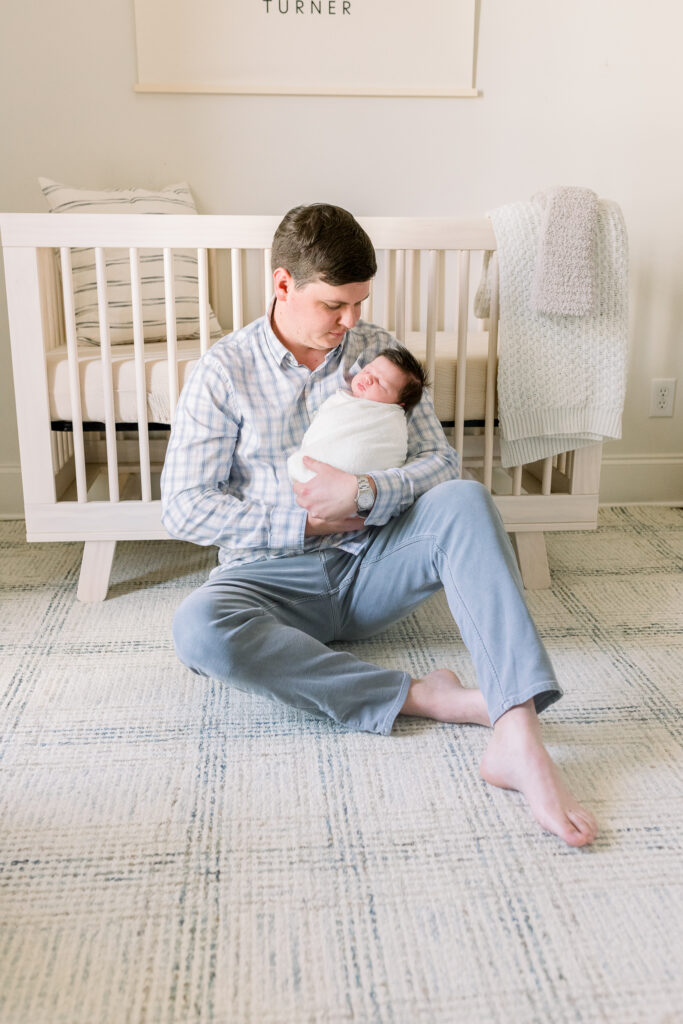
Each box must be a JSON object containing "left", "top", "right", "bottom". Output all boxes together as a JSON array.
[{"left": 350, "top": 356, "right": 407, "bottom": 405}]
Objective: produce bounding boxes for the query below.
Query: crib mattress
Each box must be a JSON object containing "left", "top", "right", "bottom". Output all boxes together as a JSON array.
[
  {"left": 46, "top": 332, "right": 494, "bottom": 425},
  {"left": 47, "top": 339, "right": 203, "bottom": 425},
  {"left": 404, "top": 330, "right": 494, "bottom": 422}
]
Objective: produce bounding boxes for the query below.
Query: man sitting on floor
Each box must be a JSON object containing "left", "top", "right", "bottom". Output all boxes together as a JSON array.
[{"left": 161, "top": 203, "right": 598, "bottom": 848}]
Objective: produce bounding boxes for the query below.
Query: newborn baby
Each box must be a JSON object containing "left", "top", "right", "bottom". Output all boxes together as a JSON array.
[{"left": 287, "top": 346, "right": 427, "bottom": 483}]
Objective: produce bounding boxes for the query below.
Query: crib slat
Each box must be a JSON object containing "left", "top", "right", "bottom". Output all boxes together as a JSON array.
[
  {"left": 38, "top": 248, "right": 64, "bottom": 353},
  {"left": 362, "top": 281, "right": 374, "bottom": 323},
  {"left": 438, "top": 251, "right": 446, "bottom": 332},
  {"left": 95, "top": 248, "right": 120, "bottom": 501},
  {"left": 383, "top": 250, "right": 393, "bottom": 330},
  {"left": 231, "top": 249, "right": 244, "bottom": 329},
  {"left": 512, "top": 465, "right": 523, "bottom": 496},
  {"left": 483, "top": 252, "right": 499, "bottom": 490},
  {"left": 425, "top": 250, "right": 439, "bottom": 391},
  {"left": 407, "top": 250, "right": 418, "bottom": 331},
  {"left": 163, "top": 248, "right": 179, "bottom": 424},
  {"left": 60, "top": 247, "right": 88, "bottom": 503},
  {"left": 197, "top": 247, "right": 210, "bottom": 355},
  {"left": 208, "top": 248, "right": 219, "bottom": 313},
  {"left": 264, "top": 249, "right": 273, "bottom": 308},
  {"left": 541, "top": 457, "right": 553, "bottom": 495},
  {"left": 129, "top": 248, "right": 152, "bottom": 502},
  {"left": 394, "top": 250, "right": 406, "bottom": 342},
  {"left": 453, "top": 250, "right": 470, "bottom": 458}
]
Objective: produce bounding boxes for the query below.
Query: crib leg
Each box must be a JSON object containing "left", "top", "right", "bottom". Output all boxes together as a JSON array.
[
  {"left": 512, "top": 531, "right": 551, "bottom": 590},
  {"left": 77, "top": 541, "right": 117, "bottom": 602}
]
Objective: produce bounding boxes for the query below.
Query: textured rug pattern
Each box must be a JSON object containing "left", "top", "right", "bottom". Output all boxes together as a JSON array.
[{"left": 1, "top": 507, "right": 682, "bottom": 1023}]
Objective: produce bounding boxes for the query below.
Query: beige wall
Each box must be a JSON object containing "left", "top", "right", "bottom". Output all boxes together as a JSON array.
[{"left": 1, "top": 0, "right": 682, "bottom": 514}]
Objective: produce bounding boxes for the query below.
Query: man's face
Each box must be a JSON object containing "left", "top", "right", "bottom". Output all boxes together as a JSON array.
[
  {"left": 351, "top": 356, "right": 407, "bottom": 405},
  {"left": 272, "top": 271, "right": 371, "bottom": 354}
]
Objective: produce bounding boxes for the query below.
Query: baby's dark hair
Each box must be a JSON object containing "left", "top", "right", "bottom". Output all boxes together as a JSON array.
[{"left": 378, "top": 346, "right": 428, "bottom": 411}]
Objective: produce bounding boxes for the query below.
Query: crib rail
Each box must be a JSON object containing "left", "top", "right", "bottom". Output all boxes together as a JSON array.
[{"left": 1, "top": 213, "right": 603, "bottom": 598}]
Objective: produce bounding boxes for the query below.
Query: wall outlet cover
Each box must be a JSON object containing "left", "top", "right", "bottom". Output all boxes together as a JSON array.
[{"left": 649, "top": 378, "right": 676, "bottom": 417}]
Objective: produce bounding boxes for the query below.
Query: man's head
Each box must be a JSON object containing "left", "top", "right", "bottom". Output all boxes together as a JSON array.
[
  {"left": 270, "top": 205, "right": 376, "bottom": 359},
  {"left": 351, "top": 347, "right": 428, "bottom": 411},
  {"left": 271, "top": 204, "right": 377, "bottom": 287}
]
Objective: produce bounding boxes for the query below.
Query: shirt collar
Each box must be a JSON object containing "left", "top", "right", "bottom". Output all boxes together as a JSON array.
[{"left": 263, "top": 297, "right": 294, "bottom": 366}]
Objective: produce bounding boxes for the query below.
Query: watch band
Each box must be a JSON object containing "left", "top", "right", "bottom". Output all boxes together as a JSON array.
[{"left": 355, "top": 475, "right": 375, "bottom": 517}]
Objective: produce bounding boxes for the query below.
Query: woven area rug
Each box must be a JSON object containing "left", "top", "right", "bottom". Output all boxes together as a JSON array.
[{"left": 1, "top": 507, "right": 682, "bottom": 1024}]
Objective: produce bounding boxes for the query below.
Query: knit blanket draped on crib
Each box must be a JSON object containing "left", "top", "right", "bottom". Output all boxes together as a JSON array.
[{"left": 475, "top": 197, "right": 629, "bottom": 468}]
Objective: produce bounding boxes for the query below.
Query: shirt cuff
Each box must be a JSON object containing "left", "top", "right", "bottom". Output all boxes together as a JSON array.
[
  {"left": 363, "top": 470, "right": 403, "bottom": 526},
  {"left": 269, "top": 503, "right": 308, "bottom": 552}
]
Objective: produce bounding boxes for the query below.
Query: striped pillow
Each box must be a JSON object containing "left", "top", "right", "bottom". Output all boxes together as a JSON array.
[{"left": 39, "top": 179, "right": 223, "bottom": 346}]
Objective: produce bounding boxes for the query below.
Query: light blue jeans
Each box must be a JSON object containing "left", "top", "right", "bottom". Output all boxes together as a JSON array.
[{"left": 172, "top": 480, "right": 561, "bottom": 734}]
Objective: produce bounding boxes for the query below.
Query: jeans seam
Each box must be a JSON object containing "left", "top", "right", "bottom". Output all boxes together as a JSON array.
[
  {"left": 357, "top": 534, "right": 434, "bottom": 569},
  {"left": 205, "top": 579, "right": 330, "bottom": 618},
  {"left": 319, "top": 551, "right": 343, "bottom": 638}
]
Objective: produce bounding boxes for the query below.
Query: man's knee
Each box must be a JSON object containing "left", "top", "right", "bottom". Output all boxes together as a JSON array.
[
  {"left": 172, "top": 584, "right": 266, "bottom": 676},
  {"left": 172, "top": 588, "right": 215, "bottom": 672},
  {"left": 420, "top": 478, "right": 496, "bottom": 520}
]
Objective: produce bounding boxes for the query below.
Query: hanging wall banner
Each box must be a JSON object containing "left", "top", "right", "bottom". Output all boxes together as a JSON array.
[{"left": 134, "top": 0, "right": 478, "bottom": 96}]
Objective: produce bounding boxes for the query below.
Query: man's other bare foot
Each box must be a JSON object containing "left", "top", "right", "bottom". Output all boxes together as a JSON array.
[
  {"left": 480, "top": 700, "right": 598, "bottom": 847},
  {"left": 400, "top": 669, "right": 491, "bottom": 726}
]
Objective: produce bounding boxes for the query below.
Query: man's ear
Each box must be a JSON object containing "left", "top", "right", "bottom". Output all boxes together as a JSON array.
[{"left": 273, "top": 267, "right": 294, "bottom": 302}]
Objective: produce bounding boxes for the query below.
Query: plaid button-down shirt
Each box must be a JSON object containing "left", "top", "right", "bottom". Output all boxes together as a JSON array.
[{"left": 160, "top": 307, "right": 460, "bottom": 570}]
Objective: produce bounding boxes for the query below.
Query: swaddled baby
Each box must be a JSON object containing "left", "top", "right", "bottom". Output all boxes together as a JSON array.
[{"left": 287, "top": 346, "right": 427, "bottom": 483}]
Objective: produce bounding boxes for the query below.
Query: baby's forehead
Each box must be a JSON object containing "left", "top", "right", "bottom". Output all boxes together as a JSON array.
[{"left": 362, "top": 355, "right": 405, "bottom": 376}]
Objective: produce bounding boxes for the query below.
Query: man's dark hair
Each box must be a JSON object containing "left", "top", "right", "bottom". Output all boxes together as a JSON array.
[
  {"left": 378, "top": 346, "right": 429, "bottom": 412},
  {"left": 271, "top": 204, "right": 377, "bottom": 287}
]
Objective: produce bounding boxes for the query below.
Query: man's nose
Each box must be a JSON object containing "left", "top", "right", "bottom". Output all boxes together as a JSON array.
[{"left": 338, "top": 306, "right": 359, "bottom": 329}]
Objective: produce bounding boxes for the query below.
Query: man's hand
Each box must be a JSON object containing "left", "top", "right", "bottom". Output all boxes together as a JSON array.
[
  {"left": 292, "top": 457, "right": 371, "bottom": 534},
  {"left": 304, "top": 515, "right": 365, "bottom": 536}
]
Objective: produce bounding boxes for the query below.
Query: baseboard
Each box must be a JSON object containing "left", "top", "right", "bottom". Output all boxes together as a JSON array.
[
  {"left": 599, "top": 453, "right": 683, "bottom": 504},
  {"left": 0, "top": 465, "right": 23, "bottom": 518}
]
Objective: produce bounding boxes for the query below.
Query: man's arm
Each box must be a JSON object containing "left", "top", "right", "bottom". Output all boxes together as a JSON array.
[{"left": 160, "top": 356, "right": 310, "bottom": 552}]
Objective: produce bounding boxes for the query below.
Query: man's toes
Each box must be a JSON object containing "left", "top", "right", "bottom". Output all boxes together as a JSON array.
[{"left": 566, "top": 809, "right": 597, "bottom": 844}]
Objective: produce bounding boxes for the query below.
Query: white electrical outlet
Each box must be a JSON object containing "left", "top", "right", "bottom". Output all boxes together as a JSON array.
[{"left": 649, "top": 378, "right": 676, "bottom": 417}]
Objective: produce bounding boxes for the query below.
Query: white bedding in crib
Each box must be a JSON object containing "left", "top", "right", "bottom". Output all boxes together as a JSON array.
[
  {"left": 46, "top": 331, "right": 493, "bottom": 425},
  {"left": 46, "top": 339, "right": 202, "bottom": 423}
]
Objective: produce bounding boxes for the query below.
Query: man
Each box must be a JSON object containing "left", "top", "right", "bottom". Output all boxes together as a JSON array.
[{"left": 161, "top": 204, "right": 598, "bottom": 848}]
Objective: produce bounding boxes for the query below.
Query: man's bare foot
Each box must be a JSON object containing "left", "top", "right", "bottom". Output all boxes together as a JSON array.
[
  {"left": 400, "top": 669, "right": 491, "bottom": 726},
  {"left": 479, "top": 700, "right": 598, "bottom": 847}
]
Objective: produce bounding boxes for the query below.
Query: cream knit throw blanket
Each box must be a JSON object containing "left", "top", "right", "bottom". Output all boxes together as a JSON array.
[{"left": 474, "top": 195, "right": 628, "bottom": 468}]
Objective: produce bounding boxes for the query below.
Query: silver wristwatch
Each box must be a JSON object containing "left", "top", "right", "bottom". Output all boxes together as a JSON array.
[{"left": 355, "top": 475, "right": 375, "bottom": 517}]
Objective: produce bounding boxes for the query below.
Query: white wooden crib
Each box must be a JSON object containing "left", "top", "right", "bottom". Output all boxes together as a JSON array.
[{"left": 0, "top": 213, "right": 602, "bottom": 601}]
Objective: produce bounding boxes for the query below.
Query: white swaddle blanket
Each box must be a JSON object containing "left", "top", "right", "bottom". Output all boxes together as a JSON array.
[{"left": 287, "top": 390, "right": 408, "bottom": 482}]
